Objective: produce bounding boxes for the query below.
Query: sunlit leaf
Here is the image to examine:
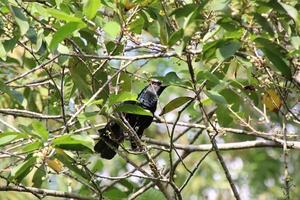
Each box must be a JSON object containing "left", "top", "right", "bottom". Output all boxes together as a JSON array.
[
  {"left": 109, "top": 92, "right": 137, "bottom": 106},
  {"left": 21, "top": 141, "right": 42, "bottom": 153},
  {"left": 49, "top": 21, "right": 86, "bottom": 50},
  {"left": 279, "top": 2, "right": 300, "bottom": 26},
  {"left": 10, "top": 5, "right": 29, "bottom": 35},
  {"left": 32, "top": 121, "right": 49, "bottom": 141},
  {"left": 83, "top": 0, "right": 101, "bottom": 19},
  {"left": 0, "top": 41, "right": 6, "bottom": 59},
  {"left": 0, "top": 132, "right": 20, "bottom": 146},
  {"left": 47, "top": 8, "right": 82, "bottom": 22},
  {"left": 53, "top": 134, "right": 94, "bottom": 152},
  {"left": 11, "top": 156, "right": 37, "bottom": 182},
  {"left": 103, "top": 21, "right": 121, "bottom": 37}
]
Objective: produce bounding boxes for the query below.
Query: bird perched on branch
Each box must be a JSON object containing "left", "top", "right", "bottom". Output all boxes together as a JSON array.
[{"left": 94, "top": 80, "right": 167, "bottom": 159}]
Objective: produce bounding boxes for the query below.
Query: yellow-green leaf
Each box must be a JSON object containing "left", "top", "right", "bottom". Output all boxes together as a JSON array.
[{"left": 83, "top": 0, "right": 101, "bottom": 19}]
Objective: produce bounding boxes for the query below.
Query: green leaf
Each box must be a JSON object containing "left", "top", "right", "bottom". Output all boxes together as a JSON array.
[
  {"left": 253, "top": 13, "right": 274, "bottom": 36},
  {"left": 92, "top": 69, "right": 108, "bottom": 104},
  {"left": 64, "top": 75, "right": 75, "bottom": 102},
  {"left": 217, "top": 17, "right": 239, "bottom": 32},
  {"left": 105, "top": 41, "right": 124, "bottom": 55},
  {"left": 70, "top": 61, "right": 92, "bottom": 98},
  {"left": 3, "top": 36, "right": 18, "bottom": 52},
  {"left": 112, "top": 71, "right": 132, "bottom": 92},
  {"left": 160, "top": 96, "right": 192, "bottom": 116},
  {"left": 291, "top": 36, "right": 300, "bottom": 50},
  {"left": 205, "top": 90, "right": 227, "bottom": 105},
  {"left": 119, "top": 179, "right": 137, "bottom": 195},
  {"left": 32, "top": 121, "right": 48, "bottom": 141},
  {"left": 279, "top": 2, "right": 300, "bottom": 26},
  {"left": 254, "top": 37, "right": 287, "bottom": 56},
  {"left": 83, "top": 0, "right": 101, "bottom": 19},
  {"left": 109, "top": 92, "right": 137, "bottom": 106},
  {"left": 136, "top": 188, "right": 166, "bottom": 200},
  {"left": 260, "top": 48, "right": 292, "bottom": 79},
  {"left": 162, "top": 72, "right": 182, "bottom": 85},
  {"left": 216, "top": 105, "right": 233, "bottom": 126},
  {"left": 11, "top": 156, "right": 37, "bottom": 182},
  {"left": 216, "top": 40, "right": 240, "bottom": 60},
  {"left": 103, "top": 21, "right": 121, "bottom": 38},
  {"left": 170, "top": 4, "right": 198, "bottom": 18},
  {"left": 0, "top": 80, "right": 23, "bottom": 105},
  {"left": 201, "top": 42, "right": 217, "bottom": 61},
  {"left": 54, "top": 149, "right": 90, "bottom": 179},
  {"left": 77, "top": 111, "right": 98, "bottom": 124},
  {"left": 53, "top": 134, "right": 94, "bottom": 152},
  {"left": 115, "top": 104, "right": 153, "bottom": 116},
  {"left": 196, "top": 70, "right": 220, "bottom": 85},
  {"left": 90, "top": 159, "right": 104, "bottom": 173},
  {"left": 220, "top": 89, "right": 240, "bottom": 111},
  {"left": 21, "top": 141, "right": 42, "bottom": 153},
  {"left": 103, "top": 187, "right": 128, "bottom": 200},
  {"left": 158, "top": 16, "right": 168, "bottom": 45},
  {"left": 0, "top": 132, "right": 21, "bottom": 146},
  {"left": 32, "top": 165, "right": 46, "bottom": 188},
  {"left": 208, "top": 0, "right": 230, "bottom": 11},
  {"left": 0, "top": 41, "right": 6, "bottom": 59},
  {"left": 49, "top": 22, "right": 86, "bottom": 50},
  {"left": 168, "top": 28, "right": 184, "bottom": 47},
  {"left": 47, "top": 8, "right": 82, "bottom": 22},
  {"left": 10, "top": 5, "right": 29, "bottom": 35},
  {"left": 129, "top": 15, "right": 145, "bottom": 34}
]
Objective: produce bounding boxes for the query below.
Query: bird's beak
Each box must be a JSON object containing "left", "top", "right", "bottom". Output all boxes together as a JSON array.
[{"left": 157, "top": 84, "right": 168, "bottom": 96}]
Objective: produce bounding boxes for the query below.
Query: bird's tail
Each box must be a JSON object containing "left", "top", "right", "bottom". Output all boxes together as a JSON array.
[{"left": 94, "top": 128, "right": 119, "bottom": 160}]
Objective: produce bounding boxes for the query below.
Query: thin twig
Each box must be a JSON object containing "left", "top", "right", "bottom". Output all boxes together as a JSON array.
[
  {"left": 0, "top": 109, "right": 63, "bottom": 120},
  {"left": 5, "top": 55, "right": 60, "bottom": 85}
]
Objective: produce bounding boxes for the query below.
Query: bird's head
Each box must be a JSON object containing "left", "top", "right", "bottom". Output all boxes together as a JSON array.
[
  {"left": 148, "top": 79, "right": 168, "bottom": 96},
  {"left": 137, "top": 79, "right": 167, "bottom": 111}
]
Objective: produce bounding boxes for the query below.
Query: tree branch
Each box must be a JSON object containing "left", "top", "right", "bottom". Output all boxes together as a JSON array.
[
  {"left": 144, "top": 138, "right": 300, "bottom": 151},
  {"left": 0, "top": 185, "right": 97, "bottom": 200}
]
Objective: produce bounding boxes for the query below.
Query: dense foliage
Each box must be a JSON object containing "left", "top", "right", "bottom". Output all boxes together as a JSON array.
[{"left": 0, "top": 0, "right": 299, "bottom": 199}]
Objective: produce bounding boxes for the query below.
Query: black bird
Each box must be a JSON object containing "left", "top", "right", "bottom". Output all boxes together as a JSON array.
[{"left": 94, "top": 80, "right": 167, "bottom": 159}]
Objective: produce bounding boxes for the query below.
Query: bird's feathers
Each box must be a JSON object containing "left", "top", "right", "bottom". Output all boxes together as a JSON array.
[{"left": 94, "top": 81, "right": 166, "bottom": 159}]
